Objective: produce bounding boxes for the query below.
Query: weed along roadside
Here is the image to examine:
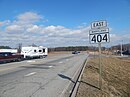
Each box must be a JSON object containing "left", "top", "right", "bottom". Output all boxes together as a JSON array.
[{"left": 76, "top": 56, "right": 130, "bottom": 97}]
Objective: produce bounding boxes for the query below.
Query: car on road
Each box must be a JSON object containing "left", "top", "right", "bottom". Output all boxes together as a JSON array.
[
  {"left": 72, "top": 51, "right": 80, "bottom": 54},
  {"left": 0, "top": 52, "right": 24, "bottom": 63}
]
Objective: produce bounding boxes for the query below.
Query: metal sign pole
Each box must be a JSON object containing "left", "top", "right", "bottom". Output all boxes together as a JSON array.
[{"left": 98, "top": 42, "right": 102, "bottom": 90}]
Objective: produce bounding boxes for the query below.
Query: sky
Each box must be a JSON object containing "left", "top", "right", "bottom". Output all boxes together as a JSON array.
[{"left": 0, "top": 0, "right": 130, "bottom": 48}]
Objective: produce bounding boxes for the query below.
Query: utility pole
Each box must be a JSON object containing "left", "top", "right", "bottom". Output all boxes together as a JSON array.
[{"left": 18, "top": 43, "right": 22, "bottom": 53}]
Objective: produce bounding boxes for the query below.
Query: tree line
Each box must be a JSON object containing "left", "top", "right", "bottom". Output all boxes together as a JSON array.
[
  {"left": 0, "top": 46, "right": 11, "bottom": 49},
  {"left": 4, "top": 44, "right": 130, "bottom": 52},
  {"left": 48, "top": 46, "right": 101, "bottom": 52}
]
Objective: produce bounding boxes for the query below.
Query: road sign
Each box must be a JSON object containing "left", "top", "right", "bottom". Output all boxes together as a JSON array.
[
  {"left": 89, "top": 28, "right": 109, "bottom": 34},
  {"left": 91, "top": 20, "right": 107, "bottom": 29},
  {"left": 89, "top": 32, "right": 110, "bottom": 44},
  {"left": 89, "top": 20, "right": 110, "bottom": 90},
  {"left": 89, "top": 28, "right": 110, "bottom": 44}
]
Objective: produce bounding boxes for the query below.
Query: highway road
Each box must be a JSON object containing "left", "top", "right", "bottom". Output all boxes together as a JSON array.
[{"left": 0, "top": 53, "right": 88, "bottom": 97}]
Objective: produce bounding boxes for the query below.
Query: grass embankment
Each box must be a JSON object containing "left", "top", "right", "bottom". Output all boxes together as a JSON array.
[
  {"left": 48, "top": 51, "right": 71, "bottom": 55},
  {"left": 76, "top": 57, "right": 130, "bottom": 97}
]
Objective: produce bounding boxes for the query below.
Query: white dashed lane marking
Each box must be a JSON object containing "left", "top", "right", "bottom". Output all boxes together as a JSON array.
[
  {"left": 24, "top": 72, "right": 37, "bottom": 77},
  {"left": 48, "top": 66, "right": 53, "bottom": 68},
  {"left": 59, "top": 62, "right": 63, "bottom": 63}
]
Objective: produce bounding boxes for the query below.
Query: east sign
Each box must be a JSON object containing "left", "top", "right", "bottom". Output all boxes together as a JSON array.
[{"left": 91, "top": 20, "right": 107, "bottom": 29}]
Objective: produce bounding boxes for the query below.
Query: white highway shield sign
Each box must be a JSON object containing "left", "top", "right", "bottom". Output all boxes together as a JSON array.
[{"left": 89, "top": 32, "right": 110, "bottom": 44}]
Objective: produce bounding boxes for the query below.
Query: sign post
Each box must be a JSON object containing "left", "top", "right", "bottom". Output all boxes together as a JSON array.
[
  {"left": 89, "top": 20, "right": 110, "bottom": 90},
  {"left": 98, "top": 42, "right": 102, "bottom": 89}
]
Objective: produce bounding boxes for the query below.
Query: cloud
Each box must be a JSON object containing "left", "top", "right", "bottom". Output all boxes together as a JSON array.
[
  {"left": 4, "top": 24, "right": 90, "bottom": 47},
  {"left": 26, "top": 25, "right": 41, "bottom": 33},
  {"left": 6, "top": 25, "right": 24, "bottom": 33},
  {"left": 40, "top": 25, "right": 72, "bottom": 36},
  {"left": 0, "top": 20, "right": 10, "bottom": 26},
  {"left": 5, "top": 12, "right": 44, "bottom": 34},
  {"left": 39, "top": 25, "right": 90, "bottom": 38},
  {"left": 1, "top": 11, "right": 130, "bottom": 47},
  {"left": 15, "top": 12, "right": 43, "bottom": 25},
  {"left": 108, "top": 33, "right": 130, "bottom": 46}
]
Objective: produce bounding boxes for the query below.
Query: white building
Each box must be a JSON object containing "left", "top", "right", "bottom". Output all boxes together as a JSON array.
[{"left": 0, "top": 49, "right": 18, "bottom": 53}]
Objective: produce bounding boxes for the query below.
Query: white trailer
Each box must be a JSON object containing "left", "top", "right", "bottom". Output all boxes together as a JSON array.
[{"left": 21, "top": 46, "right": 48, "bottom": 59}]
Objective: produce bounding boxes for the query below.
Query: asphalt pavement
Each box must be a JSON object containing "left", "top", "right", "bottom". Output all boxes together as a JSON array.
[{"left": 0, "top": 53, "right": 88, "bottom": 97}]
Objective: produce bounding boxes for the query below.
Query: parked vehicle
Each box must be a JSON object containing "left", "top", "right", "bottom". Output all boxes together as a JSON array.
[
  {"left": 0, "top": 52, "right": 24, "bottom": 63},
  {"left": 21, "top": 46, "right": 48, "bottom": 59},
  {"left": 122, "top": 50, "right": 130, "bottom": 55}
]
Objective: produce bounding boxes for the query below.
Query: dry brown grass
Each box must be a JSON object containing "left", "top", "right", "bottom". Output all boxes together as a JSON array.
[
  {"left": 48, "top": 51, "right": 71, "bottom": 55},
  {"left": 76, "top": 56, "right": 130, "bottom": 97}
]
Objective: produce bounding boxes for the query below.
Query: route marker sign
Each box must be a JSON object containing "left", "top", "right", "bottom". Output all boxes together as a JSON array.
[
  {"left": 89, "top": 20, "right": 110, "bottom": 90},
  {"left": 89, "top": 21, "right": 110, "bottom": 44},
  {"left": 89, "top": 28, "right": 110, "bottom": 44}
]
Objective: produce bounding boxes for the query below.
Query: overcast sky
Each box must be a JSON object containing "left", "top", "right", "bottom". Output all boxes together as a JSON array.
[{"left": 0, "top": 0, "right": 130, "bottom": 48}]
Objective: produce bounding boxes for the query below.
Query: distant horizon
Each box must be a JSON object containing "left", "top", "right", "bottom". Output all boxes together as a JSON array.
[{"left": 1, "top": 42, "right": 130, "bottom": 49}]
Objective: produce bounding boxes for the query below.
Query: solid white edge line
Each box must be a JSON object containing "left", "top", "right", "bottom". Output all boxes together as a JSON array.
[
  {"left": 71, "top": 56, "right": 89, "bottom": 97},
  {"left": 59, "top": 54, "right": 89, "bottom": 97},
  {"left": 27, "top": 60, "right": 36, "bottom": 63}
]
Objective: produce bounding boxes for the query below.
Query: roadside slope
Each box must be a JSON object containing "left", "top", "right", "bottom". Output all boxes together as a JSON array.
[{"left": 76, "top": 56, "right": 130, "bottom": 97}]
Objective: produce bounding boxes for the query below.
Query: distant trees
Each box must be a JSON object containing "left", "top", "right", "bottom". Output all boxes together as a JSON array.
[
  {"left": 0, "top": 46, "right": 11, "bottom": 49},
  {"left": 111, "top": 43, "right": 130, "bottom": 51},
  {"left": 48, "top": 46, "right": 88, "bottom": 52},
  {"left": 48, "top": 46, "right": 101, "bottom": 52}
]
